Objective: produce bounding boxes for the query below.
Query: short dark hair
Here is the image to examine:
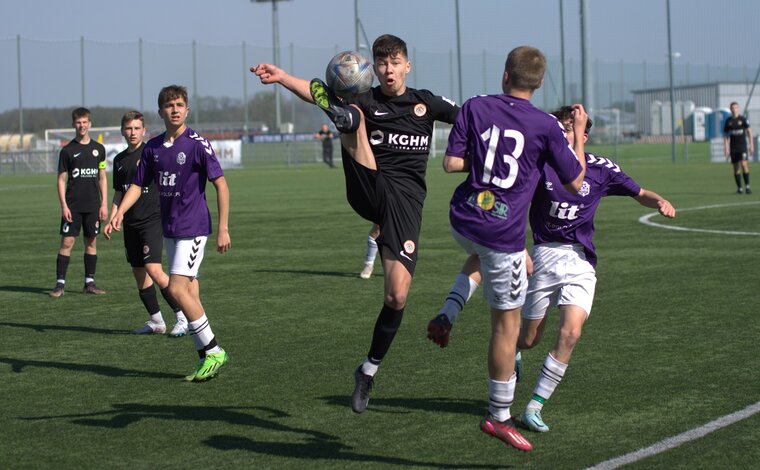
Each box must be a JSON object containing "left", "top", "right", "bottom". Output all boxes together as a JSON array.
[
  {"left": 372, "top": 34, "right": 408, "bottom": 61},
  {"left": 730, "top": 101, "right": 739, "bottom": 107},
  {"left": 121, "top": 111, "right": 145, "bottom": 129},
  {"left": 158, "top": 85, "right": 188, "bottom": 108},
  {"left": 72, "top": 107, "right": 91, "bottom": 122},
  {"left": 551, "top": 106, "right": 593, "bottom": 134},
  {"left": 505, "top": 46, "right": 546, "bottom": 91}
]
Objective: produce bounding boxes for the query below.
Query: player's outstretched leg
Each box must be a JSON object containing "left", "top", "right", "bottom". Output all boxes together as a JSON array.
[{"left": 309, "top": 79, "right": 360, "bottom": 134}]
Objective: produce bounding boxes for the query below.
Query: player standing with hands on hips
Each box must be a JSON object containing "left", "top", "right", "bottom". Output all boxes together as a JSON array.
[
  {"left": 108, "top": 85, "right": 231, "bottom": 382},
  {"left": 252, "top": 34, "right": 459, "bottom": 413}
]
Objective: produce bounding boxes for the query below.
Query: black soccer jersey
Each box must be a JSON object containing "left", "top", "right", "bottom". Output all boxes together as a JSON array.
[
  {"left": 349, "top": 86, "right": 459, "bottom": 200},
  {"left": 57, "top": 139, "right": 106, "bottom": 212},
  {"left": 724, "top": 115, "right": 751, "bottom": 153},
  {"left": 112, "top": 143, "right": 160, "bottom": 228}
]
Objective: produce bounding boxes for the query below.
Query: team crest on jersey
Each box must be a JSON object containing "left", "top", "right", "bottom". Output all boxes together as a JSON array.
[
  {"left": 177, "top": 152, "right": 187, "bottom": 165},
  {"left": 403, "top": 240, "right": 416, "bottom": 254},
  {"left": 578, "top": 181, "right": 591, "bottom": 197},
  {"left": 413, "top": 103, "right": 427, "bottom": 117},
  {"left": 143, "top": 245, "right": 150, "bottom": 255},
  {"left": 476, "top": 190, "right": 496, "bottom": 210},
  {"left": 92, "top": 149, "right": 99, "bottom": 157},
  {"left": 545, "top": 181, "right": 554, "bottom": 191}
]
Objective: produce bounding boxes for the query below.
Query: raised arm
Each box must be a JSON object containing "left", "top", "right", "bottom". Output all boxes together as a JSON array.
[
  {"left": 251, "top": 63, "right": 313, "bottom": 103},
  {"left": 563, "top": 104, "right": 588, "bottom": 193},
  {"left": 634, "top": 188, "right": 676, "bottom": 218}
]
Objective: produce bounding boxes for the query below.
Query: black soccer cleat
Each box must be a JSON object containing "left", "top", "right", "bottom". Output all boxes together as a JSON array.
[
  {"left": 310, "top": 78, "right": 359, "bottom": 133},
  {"left": 351, "top": 366, "right": 374, "bottom": 413}
]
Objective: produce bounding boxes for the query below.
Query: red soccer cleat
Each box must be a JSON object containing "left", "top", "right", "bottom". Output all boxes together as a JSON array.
[{"left": 479, "top": 415, "right": 533, "bottom": 452}]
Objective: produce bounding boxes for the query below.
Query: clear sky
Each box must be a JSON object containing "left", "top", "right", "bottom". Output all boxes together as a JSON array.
[{"left": 3, "top": 0, "right": 759, "bottom": 112}]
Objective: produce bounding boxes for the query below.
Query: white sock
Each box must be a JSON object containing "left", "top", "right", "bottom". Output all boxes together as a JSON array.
[
  {"left": 528, "top": 353, "right": 568, "bottom": 410},
  {"left": 488, "top": 374, "right": 516, "bottom": 422},
  {"left": 360, "top": 358, "right": 379, "bottom": 376},
  {"left": 365, "top": 235, "right": 378, "bottom": 264},
  {"left": 85, "top": 276, "right": 95, "bottom": 284},
  {"left": 149, "top": 312, "right": 165, "bottom": 324},
  {"left": 439, "top": 273, "right": 479, "bottom": 323},
  {"left": 188, "top": 314, "right": 220, "bottom": 353}
]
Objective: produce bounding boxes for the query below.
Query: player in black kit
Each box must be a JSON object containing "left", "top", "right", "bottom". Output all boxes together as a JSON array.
[
  {"left": 104, "top": 112, "right": 188, "bottom": 337},
  {"left": 253, "top": 34, "right": 459, "bottom": 413},
  {"left": 49, "top": 107, "right": 108, "bottom": 297},
  {"left": 723, "top": 101, "right": 754, "bottom": 194}
]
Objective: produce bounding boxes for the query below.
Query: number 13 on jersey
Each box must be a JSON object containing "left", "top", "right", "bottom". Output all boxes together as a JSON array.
[{"left": 480, "top": 125, "right": 524, "bottom": 189}]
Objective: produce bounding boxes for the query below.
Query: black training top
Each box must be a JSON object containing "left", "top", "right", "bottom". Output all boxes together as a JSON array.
[
  {"left": 724, "top": 115, "right": 751, "bottom": 153},
  {"left": 57, "top": 139, "right": 106, "bottom": 212},
  {"left": 112, "top": 143, "right": 161, "bottom": 228},
  {"left": 349, "top": 86, "right": 459, "bottom": 200}
]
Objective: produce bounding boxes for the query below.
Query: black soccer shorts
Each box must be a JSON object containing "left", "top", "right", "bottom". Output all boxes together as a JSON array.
[
  {"left": 123, "top": 221, "right": 164, "bottom": 267},
  {"left": 60, "top": 211, "right": 100, "bottom": 238}
]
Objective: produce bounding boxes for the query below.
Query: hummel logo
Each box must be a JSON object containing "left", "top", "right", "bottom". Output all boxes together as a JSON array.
[
  {"left": 73, "top": 153, "right": 81, "bottom": 158},
  {"left": 374, "top": 110, "right": 389, "bottom": 116},
  {"left": 399, "top": 250, "right": 413, "bottom": 262}
]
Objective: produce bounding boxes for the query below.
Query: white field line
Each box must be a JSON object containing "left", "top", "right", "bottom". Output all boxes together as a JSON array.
[
  {"left": 639, "top": 201, "right": 760, "bottom": 236},
  {"left": 585, "top": 401, "right": 760, "bottom": 469}
]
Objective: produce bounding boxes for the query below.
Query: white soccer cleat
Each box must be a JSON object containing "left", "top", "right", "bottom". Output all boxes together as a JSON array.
[
  {"left": 133, "top": 320, "right": 166, "bottom": 335},
  {"left": 359, "top": 262, "right": 374, "bottom": 279},
  {"left": 168, "top": 320, "right": 189, "bottom": 338}
]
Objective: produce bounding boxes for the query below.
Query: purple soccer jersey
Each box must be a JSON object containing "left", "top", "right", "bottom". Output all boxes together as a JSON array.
[
  {"left": 530, "top": 153, "right": 641, "bottom": 267},
  {"left": 133, "top": 127, "right": 224, "bottom": 238},
  {"left": 448, "top": 94, "right": 582, "bottom": 252}
]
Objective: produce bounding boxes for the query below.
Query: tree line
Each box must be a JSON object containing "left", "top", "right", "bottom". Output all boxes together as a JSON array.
[{"left": 0, "top": 91, "right": 328, "bottom": 136}]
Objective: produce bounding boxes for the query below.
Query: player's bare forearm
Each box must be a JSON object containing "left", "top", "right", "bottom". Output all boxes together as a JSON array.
[
  {"left": 251, "top": 63, "right": 313, "bottom": 103},
  {"left": 635, "top": 189, "right": 676, "bottom": 218},
  {"left": 212, "top": 176, "right": 231, "bottom": 253},
  {"left": 443, "top": 154, "right": 468, "bottom": 173}
]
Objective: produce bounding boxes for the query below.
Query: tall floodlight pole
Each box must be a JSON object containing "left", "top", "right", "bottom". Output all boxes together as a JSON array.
[
  {"left": 455, "top": 0, "right": 463, "bottom": 104},
  {"left": 666, "top": 0, "right": 676, "bottom": 163},
  {"left": 253, "top": 0, "right": 290, "bottom": 133},
  {"left": 580, "top": 0, "right": 592, "bottom": 117},
  {"left": 559, "top": 0, "right": 567, "bottom": 104},
  {"left": 355, "top": 0, "right": 360, "bottom": 52},
  {"left": 17, "top": 35, "right": 23, "bottom": 146}
]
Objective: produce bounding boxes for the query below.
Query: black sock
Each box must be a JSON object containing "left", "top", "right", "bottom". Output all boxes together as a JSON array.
[
  {"left": 735, "top": 174, "right": 742, "bottom": 188},
  {"left": 56, "top": 254, "right": 70, "bottom": 282},
  {"left": 743, "top": 172, "right": 750, "bottom": 186},
  {"left": 84, "top": 253, "right": 97, "bottom": 280},
  {"left": 138, "top": 285, "right": 161, "bottom": 316},
  {"left": 367, "top": 304, "right": 404, "bottom": 364},
  {"left": 159, "top": 287, "right": 182, "bottom": 313}
]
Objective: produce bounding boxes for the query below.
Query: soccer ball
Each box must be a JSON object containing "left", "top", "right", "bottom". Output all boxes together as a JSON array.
[{"left": 325, "top": 51, "right": 374, "bottom": 98}]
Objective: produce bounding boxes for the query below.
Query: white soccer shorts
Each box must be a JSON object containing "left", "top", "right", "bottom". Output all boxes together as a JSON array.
[
  {"left": 522, "top": 242, "right": 597, "bottom": 320},
  {"left": 165, "top": 236, "right": 207, "bottom": 278},
  {"left": 451, "top": 228, "right": 527, "bottom": 310}
]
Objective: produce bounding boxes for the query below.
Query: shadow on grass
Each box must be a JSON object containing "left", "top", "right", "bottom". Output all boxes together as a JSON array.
[
  {"left": 319, "top": 395, "right": 486, "bottom": 417},
  {"left": 0, "top": 321, "right": 129, "bottom": 335},
  {"left": 205, "top": 434, "right": 509, "bottom": 469},
  {"left": 0, "top": 357, "right": 184, "bottom": 379},
  {"left": 0, "top": 285, "right": 51, "bottom": 295},
  {"left": 22, "top": 403, "right": 336, "bottom": 442},
  {"left": 251, "top": 268, "right": 359, "bottom": 278}
]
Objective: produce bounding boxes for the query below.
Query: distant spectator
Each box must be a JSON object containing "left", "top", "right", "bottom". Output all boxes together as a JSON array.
[
  {"left": 315, "top": 123, "right": 334, "bottom": 168},
  {"left": 724, "top": 101, "right": 753, "bottom": 194}
]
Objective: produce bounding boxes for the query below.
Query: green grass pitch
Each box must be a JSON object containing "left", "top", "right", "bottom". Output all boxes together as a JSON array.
[{"left": 1, "top": 142, "right": 760, "bottom": 468}]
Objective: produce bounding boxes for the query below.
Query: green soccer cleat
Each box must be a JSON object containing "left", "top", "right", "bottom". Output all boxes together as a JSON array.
[
  {"left": 184, "top": 349, "right": 229, "bottom": 382},
  {"left": 309, "top": 78, "right": 358, "bottom": 133}
]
